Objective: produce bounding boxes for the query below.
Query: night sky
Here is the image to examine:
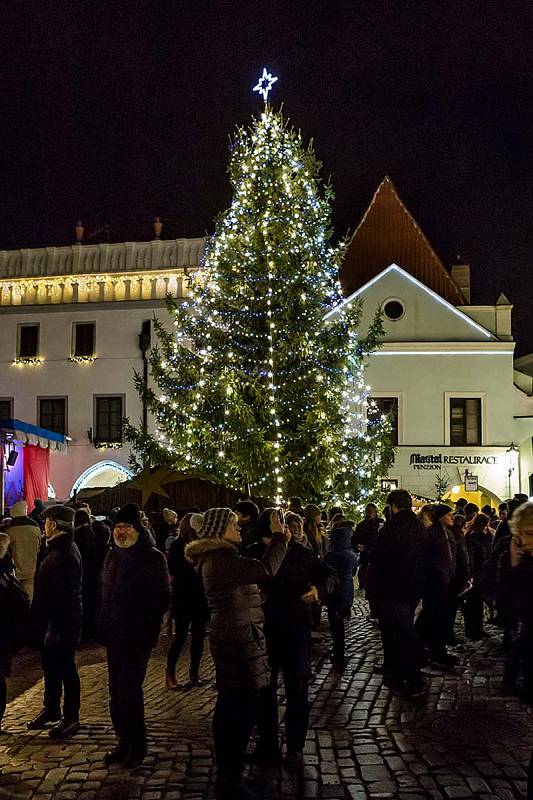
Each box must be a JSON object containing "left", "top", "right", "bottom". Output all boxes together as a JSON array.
[{"left": 2, "top": 2, "right": 533, "bottom": 353}]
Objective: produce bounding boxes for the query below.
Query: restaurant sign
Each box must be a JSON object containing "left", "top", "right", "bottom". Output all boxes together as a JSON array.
[{"left": 409, "top": 453, "right": 498, "bottom": 471}]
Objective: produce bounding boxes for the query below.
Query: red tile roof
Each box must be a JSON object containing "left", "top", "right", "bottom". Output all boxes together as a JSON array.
[{"left": 340, "top": 176, "right": 466, "bottom": 305}]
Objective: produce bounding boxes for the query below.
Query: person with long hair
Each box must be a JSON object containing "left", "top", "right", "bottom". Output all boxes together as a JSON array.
[
  {"left": 166, "top": 513, "right": 209, "bottom": 689},
  {"left": 186, "top": 508, "right": 289, "bottom": 800}
]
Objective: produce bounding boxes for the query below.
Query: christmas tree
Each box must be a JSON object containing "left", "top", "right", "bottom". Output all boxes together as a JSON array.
[{"left": 126, "top": 98, "right": 394, "bottom": 505}]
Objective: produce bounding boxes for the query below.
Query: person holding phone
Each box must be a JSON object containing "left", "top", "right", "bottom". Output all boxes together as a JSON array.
[
  {"left": 186, "top": 508, "right": 289, "bottom": 800},
  {"left": 247, "top": 508, "right": 337, "bottom": 768}
]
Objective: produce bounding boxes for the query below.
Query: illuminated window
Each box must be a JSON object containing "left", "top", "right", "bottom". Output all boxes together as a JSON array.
[
  {"left": 18, "top": 324, "right": 39, "bottom": 358},
  {"left": 368, "top": 397, "right": 398, "bottom": 446},
  {"left": 73, "top": 322, "right": 95, "bottom": 357},
  {"left": 94, "top": 396, "right": 123, "bottom": 444},
  {"left": 450, "top": 398, "right": 481, "bottom": 446},
  {"left": 39, "top": 398, "right": 67, "bottom": 435}
]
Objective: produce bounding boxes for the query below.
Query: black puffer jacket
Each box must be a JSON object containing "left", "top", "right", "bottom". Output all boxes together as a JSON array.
[
  {"left": 97, "top": 532, "right": 171, "bottom": 651},
  {"left": 168, "top": 536, "right": 209, "bottom": 622},
  {"left": 368, "top": 509, "right": 427, "bottom": 604},
  {"left": 186, "top": 534, "right": 287, "bottom": 691},
  {"left": 31, "top": 532, "right": 82, "bottom": 648}
]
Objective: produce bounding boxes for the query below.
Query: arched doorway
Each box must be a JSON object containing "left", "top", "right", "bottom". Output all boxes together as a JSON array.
[
  {"left": 443, "top": 483, "right": 502, "bottom": 509},
  {"left": 70, "top": 460, "right": 133, "bottom": 497}
]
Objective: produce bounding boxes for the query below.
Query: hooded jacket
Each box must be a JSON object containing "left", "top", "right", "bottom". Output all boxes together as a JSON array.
[
  {"left": 186, "top": 534, "right": 287, "bottom": 691},
  {"left": 97, "top": 529, "right": 171, "bottom": 651},
  {"left": 324, "top": 526, "right": 358, "bottom": 611}
]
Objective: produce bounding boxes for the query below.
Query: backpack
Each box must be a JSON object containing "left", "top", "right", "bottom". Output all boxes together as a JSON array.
[{"left": 3, "top": 572, "right": 30, "bottom": 653}]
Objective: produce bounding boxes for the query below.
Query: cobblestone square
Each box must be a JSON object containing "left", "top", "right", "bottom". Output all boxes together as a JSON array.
[{"left": 1, "top": 596, "right": 532, "bottom": 799}]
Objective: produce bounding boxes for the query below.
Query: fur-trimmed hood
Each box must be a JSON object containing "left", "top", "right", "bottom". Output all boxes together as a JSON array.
[{"left": 185, "top": 537, "right": 237, "bottom": 567}]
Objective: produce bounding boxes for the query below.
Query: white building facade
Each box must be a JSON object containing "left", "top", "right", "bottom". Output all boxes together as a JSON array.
[
  {"left": 0, "top": 237, "right": 204, "bottom": 501},
  {"left": 333, "top": 178, "right": 533, "bottom": 506}
]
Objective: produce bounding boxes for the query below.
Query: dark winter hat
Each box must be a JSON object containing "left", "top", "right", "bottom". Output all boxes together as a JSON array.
[
  {"left": 74, "top": 508, "right": 91, "bottom": 527},
  {"left": 234, "top": 500, "right": 259, "bottom": 522},
  {"left": 431, "top": 504, "right": 453, "bottom": 523},
  {"left": 45, "top": 505, "right": 75, "bottom": 531},
  {"left": 197, "top": 507, "right": 235, "bottom": 539},
  {"left": 113, "top": 503, "right": 145, "bottom": 535},
  {"left": 464, "top": 502, "right": 479, "bottom": 517}
]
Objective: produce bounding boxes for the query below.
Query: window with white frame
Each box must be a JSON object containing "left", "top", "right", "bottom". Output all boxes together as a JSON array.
[{"left": 449, "top": 397, "right": 481, "bottom": 446}]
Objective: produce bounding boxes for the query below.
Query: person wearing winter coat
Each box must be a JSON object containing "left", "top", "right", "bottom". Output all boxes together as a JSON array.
[
  {"left": 417, "top": 504, "right": 469, "bottom": 667},
  {"left": 73, "top": 509, "right": 98, "bottom": 637},
  {"left": 186, "top": 507, "right": 289, "bottom": 800},
  {"left": 6, "top": 500, "right": 41, "bottom": 600},
  {"left": 303, "top": 504, "right": 328, "bottom": 559},
  {"left": 351, "top": 504, "right": 381, "bottom": 588},
  {"left": 28, "top": 505, "right": 82, "bottom": 740},
  {"left": 368, "top": 490, "right": 428, "bottom": 697},
  {"left": 0, "top": 533, "right": 21, "bottom": 731},
  {"left": 463, "top": 513, "right": 492, "bottom": 640},
  {"left": 234, "top": 500, "right": 260, "bottom": 549},
  {"left": 92, "top": 518, "right": 112, "bottom": 574},
  {"left": 246, "top": 512, "right": 336, "bottom": 768},
  {"left": 156, "top": 508, "right": 178, "bottom": 553},
  {"left": 166, "top": 513, "right": 209, "bottom": 689},
  {"left": 29, "top": 498, "right": 46, "bottom": 530},
  {"left": 97, "top": 503, "right": 171, "bottom": 769},
  {"left": 503, "top": 501, "right": 533, "bottom": 699},
  {"left": 324, "top": 523, "right": 358, "bottom": 667}
]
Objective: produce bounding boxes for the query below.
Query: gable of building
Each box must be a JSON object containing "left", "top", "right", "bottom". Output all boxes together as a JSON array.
[
  {"left": 327, "top": 264, "right": 495, "bottom": 343},
  {"left": 340, "top": 176, "right": 465, "bottom": 306}
]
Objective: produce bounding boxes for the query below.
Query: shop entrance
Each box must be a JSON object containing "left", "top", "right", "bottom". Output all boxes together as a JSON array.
[{"left": 443, "top": 483, "right": 502, "bottom": 509}]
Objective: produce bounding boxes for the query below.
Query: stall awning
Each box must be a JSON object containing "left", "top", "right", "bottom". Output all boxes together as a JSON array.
[{"left": 0, "top": 418, "right": 67, "bottom": 453}]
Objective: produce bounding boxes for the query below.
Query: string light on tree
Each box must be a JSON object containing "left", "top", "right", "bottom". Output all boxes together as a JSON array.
[{"left": 125, "top": 77, "right": 393, "bottom": 506}]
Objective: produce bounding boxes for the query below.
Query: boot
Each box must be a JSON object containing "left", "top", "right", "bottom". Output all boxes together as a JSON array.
[
  {"left": 124, "top": 742, "right": 147, "bottom": 769},
  {"left": 165, "top": 670, "right": 177, "bottom": 690},
  {"left": 103, "top": 739, "right": 129, "bottom": 765}
]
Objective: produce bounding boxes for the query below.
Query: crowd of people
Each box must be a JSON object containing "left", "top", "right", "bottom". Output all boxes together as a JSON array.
[{"left": 0, "top": 489, "right": 532, "bottom": 799}]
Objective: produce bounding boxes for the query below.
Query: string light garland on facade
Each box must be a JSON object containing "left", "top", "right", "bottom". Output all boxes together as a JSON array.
[{"left": 125, "top": 99, "right": 393, "bottom": 505}]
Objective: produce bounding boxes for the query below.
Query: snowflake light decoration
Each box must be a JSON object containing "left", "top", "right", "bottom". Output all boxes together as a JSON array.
[{"left": 253, "top": 67, "right": 278, "bottom": 102}]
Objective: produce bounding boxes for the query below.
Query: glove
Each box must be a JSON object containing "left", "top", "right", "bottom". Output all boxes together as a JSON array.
[
  {"left": 44, "top": 631, "right": 60, "bottom": 647},
  {"left": 301, "top": 585, "right": 319, "bottom": 605}
]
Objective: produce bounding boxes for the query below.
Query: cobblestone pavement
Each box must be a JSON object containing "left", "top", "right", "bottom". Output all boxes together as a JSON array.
[{"left": 1, "top": 594, "right": 532, "bottom": 799}]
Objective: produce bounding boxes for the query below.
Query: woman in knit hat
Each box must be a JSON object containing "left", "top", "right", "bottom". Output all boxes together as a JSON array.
[{"left": 186, "top": 507, "right": 290, "bottom": 800}]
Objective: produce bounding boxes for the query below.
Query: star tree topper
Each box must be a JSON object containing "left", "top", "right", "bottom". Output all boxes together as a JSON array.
[{"left": 253, "top": 67, "right": 278, "bottom": 102}]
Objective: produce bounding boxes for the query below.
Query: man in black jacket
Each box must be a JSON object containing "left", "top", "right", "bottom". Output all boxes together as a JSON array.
[
  {"left": 97, "top": 504, "right": 171, "bottom": 769},
  {"left": 247, "top": 512, "right": 337, "bottom": 768},
  {"left": 28, "top": 505, "right": 82, "bottom": 739},
  {"left": 368, "top": 489, "right": 428, "bottom": 697}
]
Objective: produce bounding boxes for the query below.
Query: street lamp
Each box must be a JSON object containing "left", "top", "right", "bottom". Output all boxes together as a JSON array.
[{"left": 506, "top": 442, "right": 519, "bottom": 498}]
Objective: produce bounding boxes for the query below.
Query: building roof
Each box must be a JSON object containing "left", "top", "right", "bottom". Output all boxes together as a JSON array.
[
  {"left": 340, "top": 176, "right": 466, "bottom": 306},
  {"left": 0, "top": 238, "right": 205, "bottom": 280}
]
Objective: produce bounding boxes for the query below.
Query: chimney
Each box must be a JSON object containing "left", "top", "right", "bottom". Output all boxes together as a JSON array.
[{"left": 451, "top": 257, "right": 470, "bottom": 303}]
